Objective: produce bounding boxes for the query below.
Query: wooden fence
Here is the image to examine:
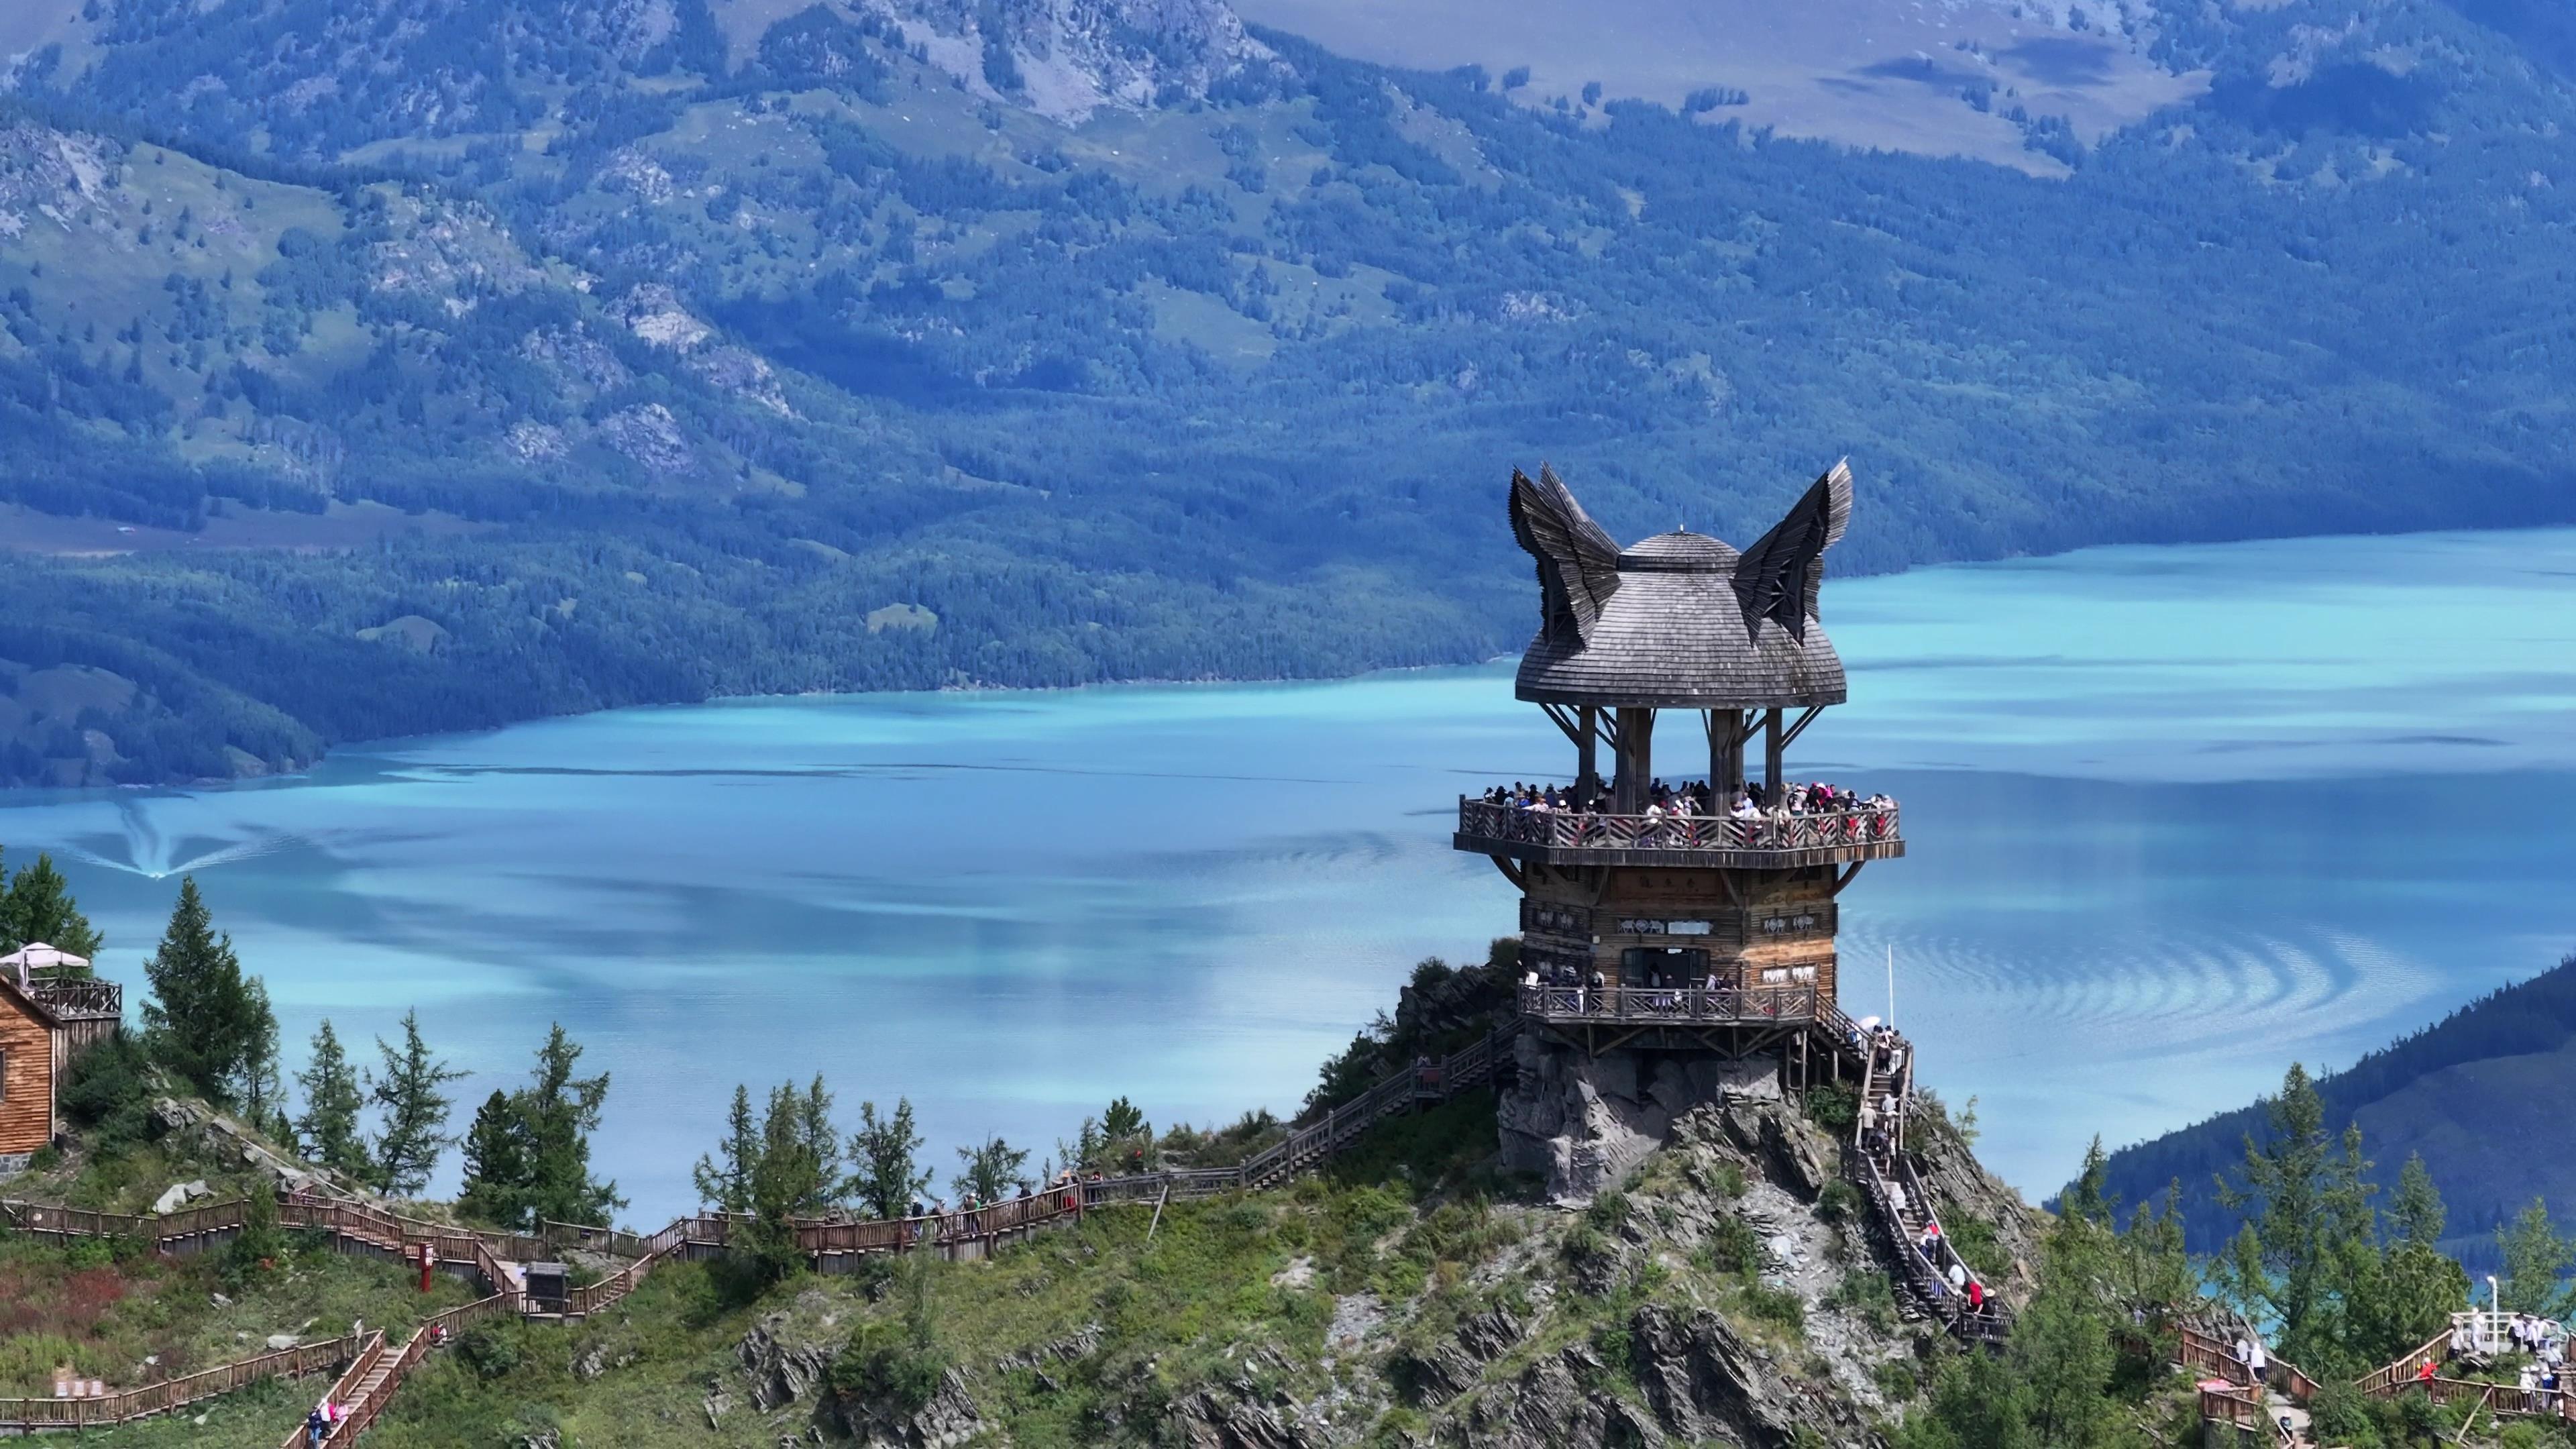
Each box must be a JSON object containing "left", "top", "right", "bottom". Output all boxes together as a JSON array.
[{"left": 0, "top": 1336, "right": 353, "bottom": 1431}]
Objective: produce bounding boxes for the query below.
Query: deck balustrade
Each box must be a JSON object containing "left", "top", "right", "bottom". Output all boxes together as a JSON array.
[
  {"left": 1458, "top": 798, "right": 1900, "bottom": 863},
  {"left": 23, "top": 974, "right": 121, "bottom": 1018},
  {"left": 1516, "top": 983, "right": 1844, "bottom": 1028}
]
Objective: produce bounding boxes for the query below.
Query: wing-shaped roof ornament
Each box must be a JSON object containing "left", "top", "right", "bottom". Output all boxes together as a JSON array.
[
  {"left": 1509, "top": 463, "right": 1623, "bottom": 647},
  {"left": 1731, "top": 458, "right": 1852, "bottom": 644}
]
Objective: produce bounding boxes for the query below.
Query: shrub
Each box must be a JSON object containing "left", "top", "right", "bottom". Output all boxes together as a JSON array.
[
  {"left": 2308, "top": 1379, "right": 2381, "bottom": 1446},
  {"left": 1699, "top": 1213, "right": 1760, "bottom": 1275},
  {"left": 1713, "top": 1163, "right": 1746, "bottom": 1199},
  {"left": 1816, "top": 1180, "right": 1859, "bottom": 1225},
  {"left": 455, "top": 1324, "right": 521, "bottom": 1381},
  {"left": 1872, "top": 1356, "right": 1919, "bottom": 1402},
  {"left": 833, "top": 1316, "right": 947, "bottom": 1413},
  {"left": 223, "top": 1187, "right": 284, "bottom": 1287},
  {"left": 1803, "top": 1085, "right": 1858, "bottom": 1134},
  {"left": 1741, "top": 1281, "right": 1805, "bottom": 1331},
  {"left": 58, "top": 1031, "right": 156, "bottom": 1152}
]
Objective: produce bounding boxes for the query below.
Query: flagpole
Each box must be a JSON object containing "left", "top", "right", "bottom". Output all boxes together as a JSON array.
[{"left": 1886, "top": 942, "right": 1896, "bottom": 1028}]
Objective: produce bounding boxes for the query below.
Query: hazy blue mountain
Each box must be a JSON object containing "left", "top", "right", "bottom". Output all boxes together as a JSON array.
[
  {"left": 3, "top": 0, "right": 2575, "bottom": 783},
  {"left": 2088, "top": 954, "right": 2576, "bottom": 1271}
]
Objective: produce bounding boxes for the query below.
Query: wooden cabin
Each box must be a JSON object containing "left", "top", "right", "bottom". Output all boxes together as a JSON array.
[
  {"left": 0, "top": 945, "right": 125, "bottom": 1164},
  {"left": 0, "top": 977, "right": 60, "bottom": 1159}
]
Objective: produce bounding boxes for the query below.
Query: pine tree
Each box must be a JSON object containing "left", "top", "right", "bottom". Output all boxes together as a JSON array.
[
  {"left": 2062, "top": 1136, "right": 2114, "bottom": 1228},
  {"left": 852, "top": 1097, "right": 931, "bottom": 1220},
  {"left": 518, "top": 1024, "right": 621, "bottom": 1228},
  {"left": 2390, "top": 1152, "right": 2447, "bottom": 1247},
  {"left": 140, "top": 877, "right": 272, "bottom": 1107},
  {"left": 740, "top": 1081, "right": 835, "bottom": 1285},
  {"left": 294, "top": 1020, "right": 371, "bottom": 1180},
  {"left": 237, "top": 977, "right": 284, "bottom": 1130},
  {"left": 0, "top": 851, "right": 103, "bottom": 959},
  {"left": 368, "top": 1010, "right": 465, "bottom": 1197},
  {"left": 694, "top": 1084, "right": 759, "bottom": 1214},
  {"left": 795, "top": 1074, "right": 845, "bottom": 1210},
  {"left": 952, "top": 1136, "right": 1030, "bottom": 1204},
  {"left": 457, "top": 1090, "right": 531, "bottom": 1228},
  {"left": 2497, "top": 1199, "right": 2575, "bottom": 1320},
  {"left": 2211, "top": 1063, "right": 2377, "bottom": 1366}
]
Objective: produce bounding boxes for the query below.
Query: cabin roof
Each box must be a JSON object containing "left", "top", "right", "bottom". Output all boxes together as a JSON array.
[{"left": 0, "top": 976, "right": 62, "bottom": 1029}]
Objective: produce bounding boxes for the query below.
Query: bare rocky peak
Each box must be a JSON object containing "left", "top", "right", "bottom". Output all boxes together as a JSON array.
[{"left": 859, "top": 0, "right": 1285, "bottom": 123}]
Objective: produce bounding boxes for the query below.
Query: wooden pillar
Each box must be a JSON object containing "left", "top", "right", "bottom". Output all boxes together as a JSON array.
[
  {"left": 1615, "top": 707, "right": 1655, "bottom": 813},
  {"left": 1764, "top": 708, "right": 1784, "bottom": 805},
  {"left": 1719, "top": 710, "right": 1747, "bottom": 802},
  {"left": 1578, "top": 706, "right": 1600, "bottom": 800}
]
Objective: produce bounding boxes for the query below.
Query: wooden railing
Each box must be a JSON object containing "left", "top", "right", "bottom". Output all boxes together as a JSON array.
[
  {"left": 2200, "top": 1384, "right": 2265, "bottom": 1431},
  {"left": 1847, "top": 1029, "right": 2007, "bottom": 1346},
  {"left": 1518, "top": 983, "right": 1838, "bottom": 1027},
  {"left": 284, "top": 1330, "right": 386, "bottom": 1449},
  {"left": 1459, "top": 798, "right": 1899, "bottom": 855},
  {"left": 7, "top": 1019, "right": 1523, "bottom": 1438},
  {"left": 0, "top": 1337, "right": 352, "bottom": 1431},
  {"left": 23, "top": 974, "right": 121, "bottom": 1017}
]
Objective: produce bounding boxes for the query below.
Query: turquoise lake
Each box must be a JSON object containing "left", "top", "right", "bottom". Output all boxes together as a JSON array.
[{"left": 5, "top": 527, "right": 2574, "bottom": 1220}]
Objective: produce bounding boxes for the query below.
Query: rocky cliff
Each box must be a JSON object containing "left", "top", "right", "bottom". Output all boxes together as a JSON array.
[
  {"left": 619, "top": 1091, "right": 2041, "bottom": 1448},
  {"left": 862, "top": 0, "right": 1287, "bottom": 121}
]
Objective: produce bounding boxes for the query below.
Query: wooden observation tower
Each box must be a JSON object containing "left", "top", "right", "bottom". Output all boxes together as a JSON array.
[{"left": 1456, "top": 462, "right": 1900, "bottom": 1064}]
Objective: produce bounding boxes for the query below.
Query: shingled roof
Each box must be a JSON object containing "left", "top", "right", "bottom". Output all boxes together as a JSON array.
[{"left": 1509, "top": 462, "right": 1853, "bottom": 710}]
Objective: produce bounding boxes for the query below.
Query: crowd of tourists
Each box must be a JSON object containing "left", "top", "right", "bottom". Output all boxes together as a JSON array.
[
  {"left": 1476, "top": 778, "right": 1892, "bottom": 821},
  {"left": 1519, "top": 960, "right": 1731, "bottom": 1015},
  {"left": 2431, "top": 1313, "right": 2571, "bottom": 1405}
]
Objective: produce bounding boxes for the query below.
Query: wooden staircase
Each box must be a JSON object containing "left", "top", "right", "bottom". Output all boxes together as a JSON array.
[
  {"left": 1237, "top": 1026, "right": 1510, "bottom": 1192},
  {"left": 1845, "top": 1030, "right": 2007, "bottom": 1344}
]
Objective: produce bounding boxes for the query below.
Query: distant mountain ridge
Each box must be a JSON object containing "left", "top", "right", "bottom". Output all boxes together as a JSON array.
[
  {"left": 3, "top": 0, "right": 2576, "bottom": 784},
  {"left": 2089, "top": 953, "right": 2576, "bottom": 1269}
]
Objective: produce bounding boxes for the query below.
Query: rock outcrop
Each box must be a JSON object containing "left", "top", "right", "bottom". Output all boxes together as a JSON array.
[
  {"left": 829, "top": 1366, "right": 985, "bottom": 1448},
  {"left": 1499, "top": 1034, "right": 1782, "bottom": 1201},
  {"left": 738, "top": 1316, "right": 837, "bottom": 1412},
  {"left": 861, "top": 0, "right": 1287, "bottom": 123}
]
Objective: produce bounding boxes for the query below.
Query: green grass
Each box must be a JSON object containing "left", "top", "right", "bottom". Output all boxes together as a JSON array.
[{"left": 0, "top": 1226, "right": 474, "bottom": 1407}]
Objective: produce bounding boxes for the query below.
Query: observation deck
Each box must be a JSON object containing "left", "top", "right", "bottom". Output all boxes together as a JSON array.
[
  {"left": 23, "top": 975, "right": 121, "bottom": 1022},
  {"left": 1455, "top": 797, "right": 1904, "bottom": 869}
]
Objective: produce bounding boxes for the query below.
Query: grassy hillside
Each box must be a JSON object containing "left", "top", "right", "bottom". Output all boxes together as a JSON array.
[
  {"left": 4, "top": 0, "right": 2576, "bottom": 783},
  {"left": 2090, "top": 952, "right": 2576, "bottom": 1268}
]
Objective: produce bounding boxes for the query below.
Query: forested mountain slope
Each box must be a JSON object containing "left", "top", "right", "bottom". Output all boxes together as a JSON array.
[
  {"left": 2089, "top": 953, "right": 2576, "bottom": 1269},
  {"left": 3, "top": 0, "right": 2575, "bottom": 784}
]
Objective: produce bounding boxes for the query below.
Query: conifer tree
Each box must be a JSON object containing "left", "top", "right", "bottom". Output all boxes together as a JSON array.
[
  {"left": 2390, "top": 1152, "right": 2447, "bottom": 1247},
  {"left": 694, "top": 1083, "right": 759, "bottom": 1214},
  {"left": 2211, "top": 1063, "right": 2375, "bottom": 1366},
  {"left": 140, "top": 877, "right": 275, "bottom": 1108},
  {"left": 2061, "top": 1136, "right": 2114, "bottom": 1228},
  {"left": 458, "top": 1024, "right": 623, "bottom": 1230},
  {"left": 851, "top": 1097, "right": 931, "bottom": 1221},
  {"left": 368, "top": 1009, "right": 465, "bottom": 1196},
  {"left": 293, "top": 1020, "right": 370, "bottom": 1180},
  {"left": 519, "top": 1024, "right": 621, "bottom": 1227},
  {"left": 739, "top": 1080, "right": 837, "bottom": 1284},
  {"left": 2497, "top": 1199, "right": 2575, "bottom": 1320},
  {"left": 458, "top": 1090, "right": 532, "bottom": 1228},
  {"left": 795, "top": 1074, "right": 846, "bottom": 1210},
  {"left": 953, "top": 1136, "right": 1030, "bottom": 1204},
  {"left": 2350, "top": 1152, "right": 2468, "bottom": 1364},
  {"left": 0, "top": 851, "right": 103, "bottom": 960},
  {"left": 237, "top": 977, "right": 284, "bottom": 1134}
]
